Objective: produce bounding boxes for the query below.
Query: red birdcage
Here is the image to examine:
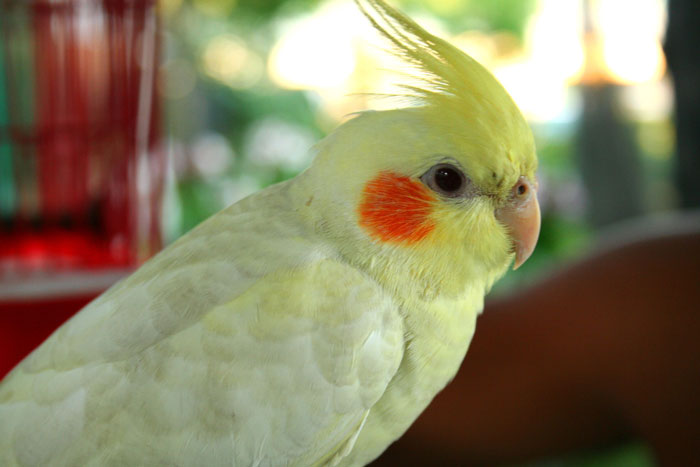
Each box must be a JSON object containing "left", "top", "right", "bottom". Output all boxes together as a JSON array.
[{"left": 0, "top": 0, "right": 163, "bottom": 377}]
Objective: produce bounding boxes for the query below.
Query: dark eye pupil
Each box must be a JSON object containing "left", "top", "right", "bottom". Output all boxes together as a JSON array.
[{"left": 435, "top": 168, "right": 462, "bottom": 192}]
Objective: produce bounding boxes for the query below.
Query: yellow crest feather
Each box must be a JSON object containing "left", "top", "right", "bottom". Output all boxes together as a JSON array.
[{"left": 356, "top": 0, "right": 536, "bottom": 184}]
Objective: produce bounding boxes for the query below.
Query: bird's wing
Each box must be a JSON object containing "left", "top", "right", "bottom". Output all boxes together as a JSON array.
[
  {"left": 0, "top": 187, "right": 405, "bottom": 466},
  {"left": 6, "top": 182, "right": 316, "bottom": 375}
]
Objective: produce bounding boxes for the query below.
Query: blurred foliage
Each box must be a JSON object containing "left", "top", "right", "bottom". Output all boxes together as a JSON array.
[
  {"left": 179, "top": 0, "right": 536, "bottom": 37},
  {"left": 570, "top": 443, "right": 654, "bottom": 467},
  {"left": 402, "top": 0, "right": 536, "bottom": 38},
  {"left": 516, "top": 443, "right": 654, "bottom": 467}
]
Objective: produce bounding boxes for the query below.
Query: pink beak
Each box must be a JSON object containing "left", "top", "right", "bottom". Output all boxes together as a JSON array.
[{"left": 495, "top": 177, "right": 541, "bottom": 270}]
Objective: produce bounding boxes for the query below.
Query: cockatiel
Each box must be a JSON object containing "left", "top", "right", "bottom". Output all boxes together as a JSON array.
[{"left": 0, "top": 0, "right": 539, "bottom": 465}]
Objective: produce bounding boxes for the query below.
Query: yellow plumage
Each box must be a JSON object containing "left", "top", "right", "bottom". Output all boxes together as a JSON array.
[
  {"left": 0, "top": 1, "right": 539, "bottom": 465},
  {"left": 356, "top": 0, "right": 537, "bottom": 188}
]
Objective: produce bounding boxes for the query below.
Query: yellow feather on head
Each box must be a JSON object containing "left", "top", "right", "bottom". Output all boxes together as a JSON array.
[{"left": 356, "top": 0, "right": 536, "bottom": 195}]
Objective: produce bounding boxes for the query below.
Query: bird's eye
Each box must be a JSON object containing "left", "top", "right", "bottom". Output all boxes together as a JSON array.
[
  {"left": 421, "top": 163, "right": 468, "bottom": 198},
  {"left": 512, "top": 177, "right": 533, "bottom": 201}
]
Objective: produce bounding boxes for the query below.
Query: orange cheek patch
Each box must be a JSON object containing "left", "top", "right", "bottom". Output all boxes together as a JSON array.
[{"left": 358, "top": 171, "right": 436, "bottom": 244}]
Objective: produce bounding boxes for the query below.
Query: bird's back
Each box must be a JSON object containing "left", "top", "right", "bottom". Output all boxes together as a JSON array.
[{"left": 0, "top": 180, "right": 404, "bottom": 466}]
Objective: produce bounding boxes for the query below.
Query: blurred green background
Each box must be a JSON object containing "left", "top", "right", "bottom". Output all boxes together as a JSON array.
[{"left": 158, "top": 3, "right": 677, "bottom": 462}]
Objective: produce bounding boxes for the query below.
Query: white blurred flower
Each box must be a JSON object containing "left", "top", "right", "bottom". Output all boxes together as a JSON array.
[
  {"left": 244, "top": 118, "right": 314, "bottom": 171},
  {"left": 191, "top": 132, "right": 234, "bottom": 178}
]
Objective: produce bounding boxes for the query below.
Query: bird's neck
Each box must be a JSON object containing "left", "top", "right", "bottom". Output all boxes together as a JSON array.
[{"left": 344, "top": 274, "right": 484, "bottom": 466}]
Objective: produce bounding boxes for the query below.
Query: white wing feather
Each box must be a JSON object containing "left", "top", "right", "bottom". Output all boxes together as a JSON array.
[{"left": 0, "top": 182, "right": 404, "bottom": 466}]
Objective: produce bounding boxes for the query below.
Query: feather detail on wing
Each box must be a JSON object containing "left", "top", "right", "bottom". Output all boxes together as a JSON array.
[{"left": 0, "top": 181, "right": 404, "bottom": 466}]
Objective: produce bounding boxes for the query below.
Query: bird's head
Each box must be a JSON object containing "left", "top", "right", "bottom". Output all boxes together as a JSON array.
[{"left": 299, "top": 0, "right": 539, "bottom": 298}]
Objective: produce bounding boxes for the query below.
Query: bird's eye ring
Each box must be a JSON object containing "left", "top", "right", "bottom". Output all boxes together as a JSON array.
[{"left": 421, "top": 163, "right": 469, "bottom": 198}]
